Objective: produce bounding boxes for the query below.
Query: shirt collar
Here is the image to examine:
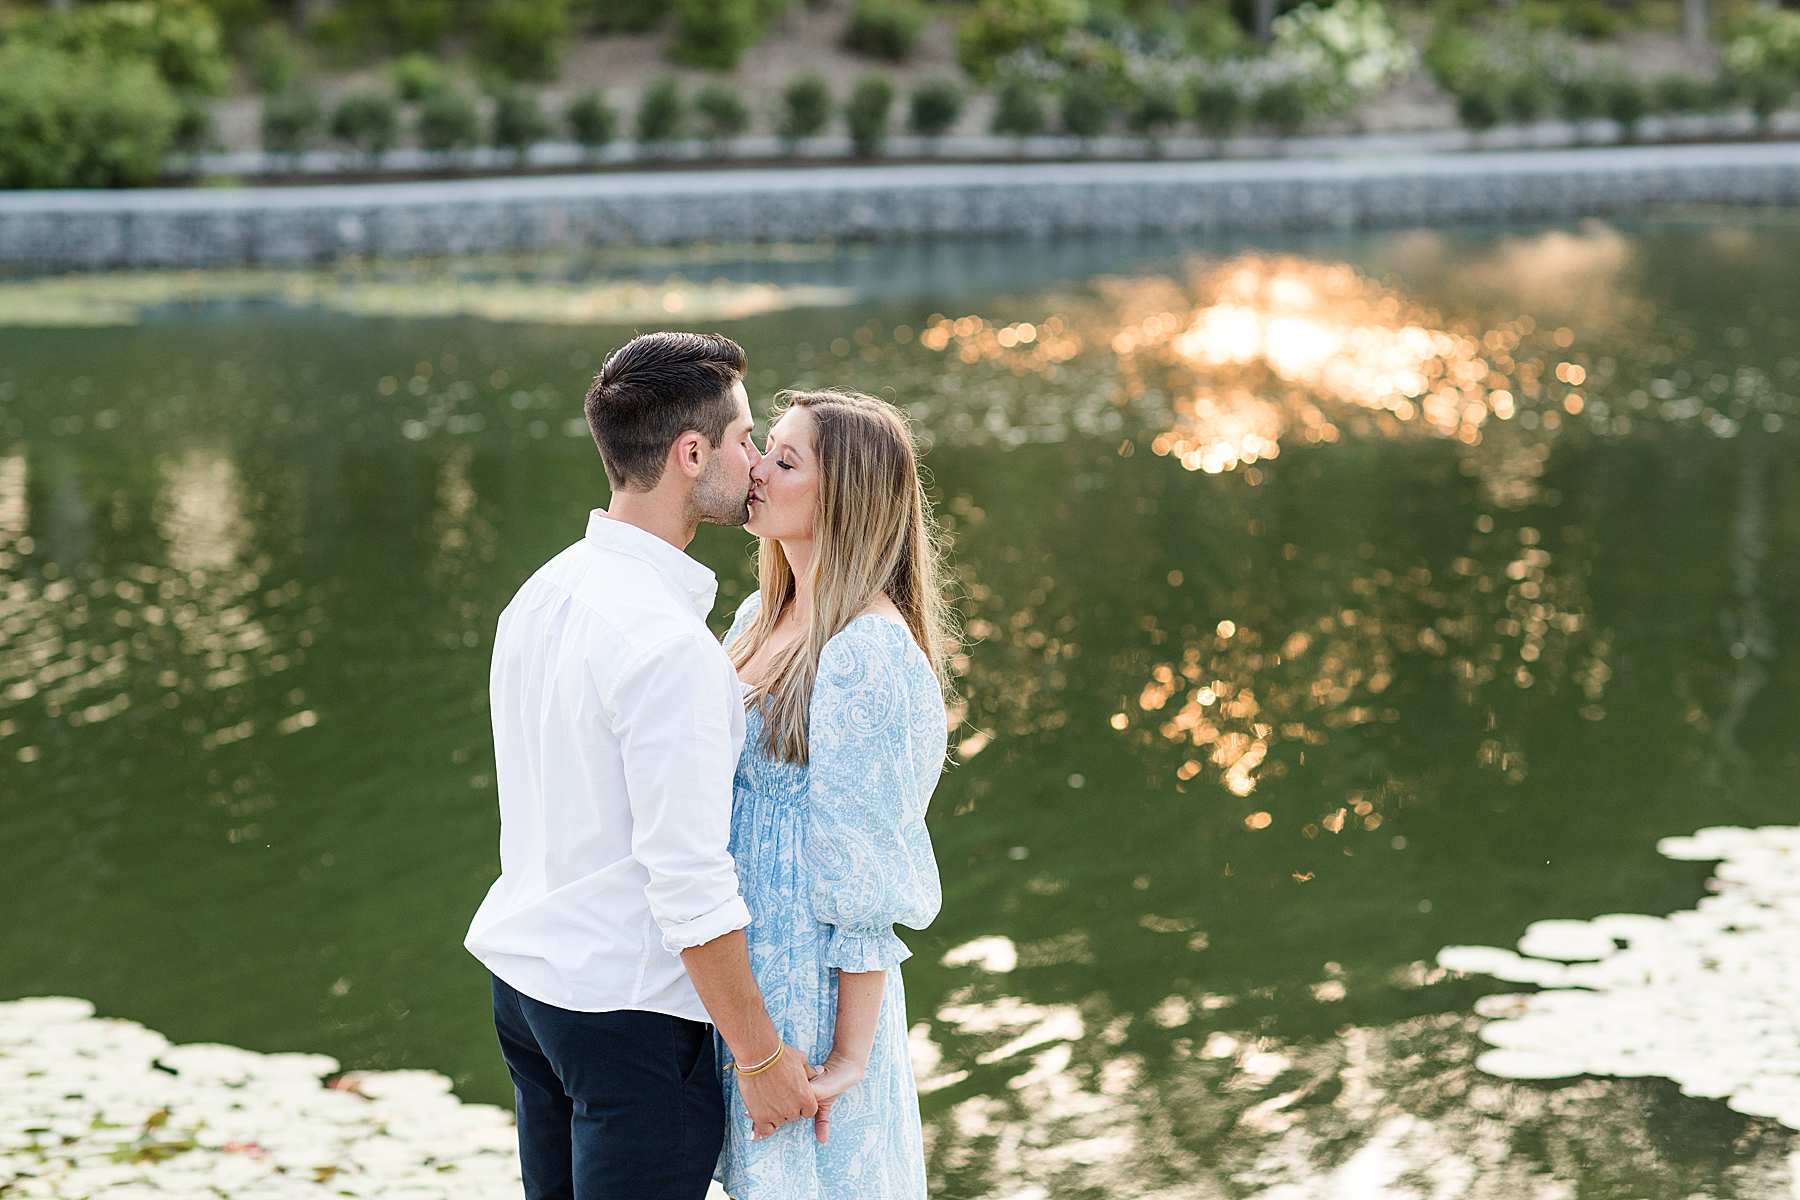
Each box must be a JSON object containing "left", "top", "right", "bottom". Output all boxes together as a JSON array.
[{"left": 585, "top": 510, "right": 719, "bottom": 619}]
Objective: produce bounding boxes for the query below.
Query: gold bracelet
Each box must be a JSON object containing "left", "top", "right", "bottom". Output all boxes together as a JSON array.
[{"left": 733, "top": 1044, "right": 783, "bottom": 1077}]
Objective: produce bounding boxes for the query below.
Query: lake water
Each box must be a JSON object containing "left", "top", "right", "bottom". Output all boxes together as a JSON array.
[{"left": 2, "top": 215, "right": 1798, "bottom": 1198}]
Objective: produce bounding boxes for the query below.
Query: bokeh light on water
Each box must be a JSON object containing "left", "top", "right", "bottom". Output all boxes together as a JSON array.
[{"left": 2, "top": 219, "right": 1799, "bottom": 1196}]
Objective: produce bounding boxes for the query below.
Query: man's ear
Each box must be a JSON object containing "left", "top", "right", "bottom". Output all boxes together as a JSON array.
[{"left": 671, "top": 430, "right": 707, "bottom": 480}]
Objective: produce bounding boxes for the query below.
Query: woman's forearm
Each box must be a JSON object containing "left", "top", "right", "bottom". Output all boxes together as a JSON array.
[{"left": 832, "top": 970, "right": 886, "bottom": 1068}]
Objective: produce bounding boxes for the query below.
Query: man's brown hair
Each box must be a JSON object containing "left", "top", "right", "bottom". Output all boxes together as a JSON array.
[{"left": 584, "top": 332, "right": 746, "bottom": 491}]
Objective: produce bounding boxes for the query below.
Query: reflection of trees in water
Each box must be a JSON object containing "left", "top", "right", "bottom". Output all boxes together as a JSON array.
[
  {"left": 430, "top": 446, "right": 499, "bottom": 652},
  {"left": 918, "top": 995, "right": 1793, "bottom": 1198},
  {"left": 0, "top": 447, "right": 323, "bottom": 777}
]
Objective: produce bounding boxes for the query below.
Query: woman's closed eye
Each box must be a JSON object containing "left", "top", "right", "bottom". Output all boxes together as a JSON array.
[{"left": 776, "top": 458, "right": 794, "bottom": 470}]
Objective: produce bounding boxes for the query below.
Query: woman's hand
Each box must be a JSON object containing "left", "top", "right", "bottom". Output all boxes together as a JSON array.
[{"left": 807, "top": 1051, "right": 867, "bottom": 1144}]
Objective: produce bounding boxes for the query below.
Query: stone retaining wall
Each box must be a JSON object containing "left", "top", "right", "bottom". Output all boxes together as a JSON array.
[{"left": 4, "top": 143, "right": 1800, "bottom": 272}]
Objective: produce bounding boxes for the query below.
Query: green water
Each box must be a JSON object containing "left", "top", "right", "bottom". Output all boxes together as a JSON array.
[{"left": 3, "top": 218, "right": 1799, "bottom": 1196}]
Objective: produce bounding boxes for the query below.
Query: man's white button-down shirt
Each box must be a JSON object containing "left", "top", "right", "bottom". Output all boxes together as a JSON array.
[{"left": 465, "top": 510, "right": 750, "bottom": 1021}]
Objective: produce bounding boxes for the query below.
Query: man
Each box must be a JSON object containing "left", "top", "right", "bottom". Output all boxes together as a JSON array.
[{"left": 465, "top": 332, "right": 814, "bottom": 1200}]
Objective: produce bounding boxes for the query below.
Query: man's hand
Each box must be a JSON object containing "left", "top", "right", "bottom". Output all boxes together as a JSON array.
[{"left": 740, "top": 1043, "right": 816, "bottom": 1140}]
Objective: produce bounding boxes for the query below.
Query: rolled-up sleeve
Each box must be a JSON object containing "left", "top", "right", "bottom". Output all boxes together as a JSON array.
[{"left": 610, "top": 633, "right": 751, "bottom": 954}]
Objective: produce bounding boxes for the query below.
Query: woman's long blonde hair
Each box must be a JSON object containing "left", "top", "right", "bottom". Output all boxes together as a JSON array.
[{"left": 729, "top": 389, "right": 955, "bottom": 765}]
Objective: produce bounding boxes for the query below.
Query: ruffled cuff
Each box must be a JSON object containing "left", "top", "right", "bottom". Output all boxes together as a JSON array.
[{"left": 823, "top": 925, "right": 912, "bottom": 972}]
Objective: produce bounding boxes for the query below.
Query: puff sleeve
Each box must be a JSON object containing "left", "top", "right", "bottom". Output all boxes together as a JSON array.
[{"left": 805, "top": 621, "right": 945, "bottom": 973}]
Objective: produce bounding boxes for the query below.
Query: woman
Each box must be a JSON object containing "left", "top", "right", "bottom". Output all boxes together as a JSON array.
[{"left": 716, "top": 389, "right": 953, "bottom": 1200}]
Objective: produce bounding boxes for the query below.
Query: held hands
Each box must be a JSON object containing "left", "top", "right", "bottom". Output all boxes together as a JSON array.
[
  {"left": 740, "top": 1043, "right": 816, "bottom": 1142},
  {"left": 805, "top": 1050, "right": 867, "bottom": 1145}
]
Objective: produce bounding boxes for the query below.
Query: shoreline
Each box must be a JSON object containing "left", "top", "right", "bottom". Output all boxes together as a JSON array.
[{"left": 3, "top": 141, "right": 1800, "bottom": 272}]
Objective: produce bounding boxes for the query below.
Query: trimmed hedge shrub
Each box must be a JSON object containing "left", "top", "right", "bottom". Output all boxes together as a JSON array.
[
  {"left": 990, "top": 75, "right": 1046, "bottom": 138},
  {"left": 1455, "top": 83, "right": 1503, "bottom": 131},
  {"left": 1253, "top": 80, "right": 1309, "bottom": 135},
  {"left": 1060, "top": 73, "right": 1113, "bottom": 138},
  {"left": 1503, "top": 74, "right": 1552, "bottom": 123},
  {"left": 1559, "top": 75, "right": 1603, "bottom": 122},
  {"left": 1603, "top": 76, "right": 1647, "bottom": 135},
  {"left": 331, "top": 91, "right": 400, "bottom": 158},
  {"left": 1653, "top": 73, "right": 1714, "bottom": 114},
  {"left": 0, "top": 45, "right": 180, "bottom": 187},
  {"left": 695, "top": 81, "right": 751, "bottom": 145},
  {"left": 310, "top": 0, "right": 454, "bottom": 59},
  {"left": 1190, "top": 77, "right": 1244, "bottom": 137},
  {"left": 780, "top": 75, "right": 832, "bottom": 143},
  {"left": 476, "top": 0, "right": 568, "bottom": 82},
  {"left": 1128, "top": 78, "right": 1182, "bottom": 139},
  {"left": 261, "top": 88, "right": 323, "bottom": 155},
  {"left": 592, "top": 0, "right": 670, "bottom": 32},
  {"left": 417, "top": 89, "right": 479, "bottom": 153},
  {"left": 490, "top": 87, "right": 551, "bottom": 153},
  {"left": 842, "top": 0, "right": 924, "bottom": 62},
  {"left": 909, "top": 78, "right": 963, "bottom": 138},
  {"left": 845, "top": 75, "right": 895, "bottom": 156},
  {"left": 565, "top": 91, "right": 618, "bottom": 148},
  {"left": 637, "top": 76, "right": 686, "bottom": 144}
]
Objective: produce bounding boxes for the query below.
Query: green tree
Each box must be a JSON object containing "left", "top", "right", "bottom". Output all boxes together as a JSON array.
[
  {"left": 842, "top": 0, "right": 925, "bottom": 62},
  {"left": 955, "top": 0, "right": 1085, "bottom": 83},
  {"left": 694, "top": 81, "right": 751, "bottom": 148},
  {"left": 780, "top": 75, "right": 831, "bottom": 145},
  {"left": 490, "top": 87, "right": 551, "bottom": 155},
  {"left": 417, "top": 89, "right": 479, "bottom": 154},
  {"left": 14, "top": 0, "right": 229, "bottom": 95},
  {"left": 261, "top": 88, "right": 323, "bottom": 156},
  {"left": 1060, "top": 74, "right": 1114, "bottom": 140},
  {"left": 331, "top": 91, "right": 400, "bottom": 160},
  {"left": 845, "top": 74, "right": 895, "bottom": 156},
  {"left": 637, "top": 75, "right": 686, "bottom": 144},
  {"left": 909, "top": 78, "right": 964, "bottom": 139},
  {"left": 0, "top": 46, "right": 180, "bottom": 188},
  {"left": 476, "top": 0, "right": 569, "bottom": 82},
  {"left": 669, "top": 0, "right": 761, "bottom": 69},
  {"left": 389, "top": 51, "right": 451, "bottom": 101},
  {"left": 565, "top": 91, "right": 618, "bottom": 150},
  {"left": 990, "top": 75, "right": 1046, "bottom": 138}
]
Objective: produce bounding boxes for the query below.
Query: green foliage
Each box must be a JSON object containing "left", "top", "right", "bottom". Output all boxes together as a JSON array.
[
  {"left": 565, "top": 91, "right": 617, "bottom": 147},
  {"left": 990, "top": 75, "right": 1046, "bottom": 138},
  {"left": 247, "top": 25, "right": 301, "bottom": 95},
  {"left": 1059, "top": 73, "right": 1113, "bottom": 138},
  {"left": 1723, "top": 9, "right": 1800, "bottom": 79},
  {"left": 1455, "top": 82, "right": 1502, "bottom": 130},
  {"left": 842, "top": 0, "right": 924, "bottom": 62},
  {"left": 669, "top": 0, "right": 761, "bottom": 69},
  {"left": 591, "top": 0, "right": 670, "bottom": 32},
  {"left": 955, "top": 0, "right": 1086, "bottom": 84},
  {"left": 1558, "top": 74, "right": 1603, "bottom": 121},
  {"left": 780, "top": 75, "right": 832, "bottom": 142},
  {"left": 1253, "top": 80, "right": 1309, "bottom": 135},
  {"left": 260, "top": 88, "right": 322, "bottom": 154},
  {"left": 1652, "top": 74, "right": 1713, "bottom": 115},
  {"left": 417, "top": 88, "right": 479, "bottom": 152},
  {"left": 330, "top": 90, "right": 400, "bottom": 157},
  {"left": 310, "top": 0, "right": 454, "bottom": 59},
  {"left": 490, "top": 87, "right": 550, "bottom": 151},
  {"left": 1190, "top": 75, "right": 1244, "bottom": 137},
  {"left": 1602, "top": 75, "right": 1646, "bottom": 133},
  {"left": 1127, "top": 77, "right": 1182, "bottom": 137},
  {"left": 1183, "top": 4, "right": 1247, "bottom": 57},
  {"left": 476, "top": 0, "right": 568, "bottom": 81},
  {"left": 637, "top": 75, "right": 686, "bottom": 143},
  {"left": 694, "top": 81, "right": 750, "bottom": 144},
  {"left": 0, "top": 45, "right": 180, "bottom": 187},
  {"left": 12, "top": 0, "right": 229, "bottom": 95},
  {"left": 172, "top": 93, "right": 214, "bottom": 152},
  {"left": 908, "top": 77, "right": 963, "bottom": 137},
  {"left": 389, "top": 52, "right": 451, "bottom": 101},
  {"left": 1503, "top": 73, "right": 1552, "bottom": 122},
  {"left": 845, "top": 74, "right": 895, "bottom": 156},
  {"left": 1739, "top": 69, "right": 1794, "bottom": 127}
]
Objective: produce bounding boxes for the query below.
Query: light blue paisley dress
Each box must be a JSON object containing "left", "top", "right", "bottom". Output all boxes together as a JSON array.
[{"left": 715, "top": 593, "right": 945, "bottom": 1200}]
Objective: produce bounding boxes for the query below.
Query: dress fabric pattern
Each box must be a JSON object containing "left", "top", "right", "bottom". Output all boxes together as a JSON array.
[{"left": 715, "top": 594, "right": 945, "bottom": 1200}]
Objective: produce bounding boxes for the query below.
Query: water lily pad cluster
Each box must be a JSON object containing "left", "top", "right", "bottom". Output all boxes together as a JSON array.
[
  {"left": 1440, "top": 824, "right": 1800, "bottom": 1128},
  {"left": 0, "top": 998, "right": 520, "bottom": 1200}
]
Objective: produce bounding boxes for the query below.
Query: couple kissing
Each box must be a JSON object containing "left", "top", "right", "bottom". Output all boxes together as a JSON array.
[{"left": 464, "top": 330, "right": 952, "bottom": 1200}]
